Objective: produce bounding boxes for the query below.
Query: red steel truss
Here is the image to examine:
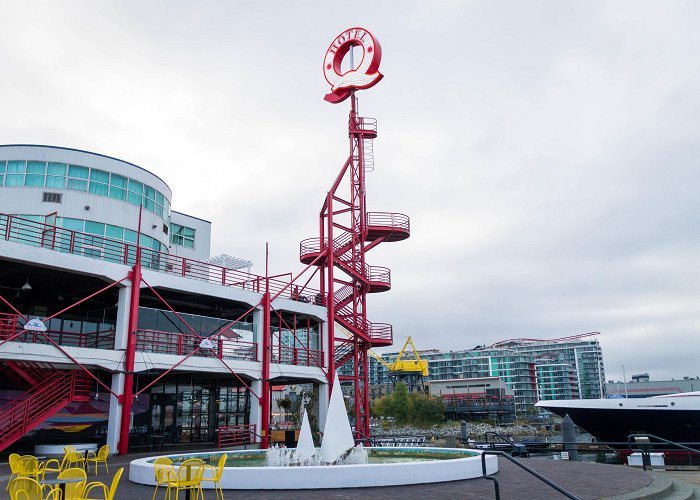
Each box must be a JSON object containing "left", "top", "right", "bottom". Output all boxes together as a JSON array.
[{"left": 300, "top": 94, "right": 410, "bottom": 438}]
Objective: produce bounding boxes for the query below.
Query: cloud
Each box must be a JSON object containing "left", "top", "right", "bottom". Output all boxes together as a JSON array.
[{"left": 1, "top": 1, "right": 699, "bottom": 383}]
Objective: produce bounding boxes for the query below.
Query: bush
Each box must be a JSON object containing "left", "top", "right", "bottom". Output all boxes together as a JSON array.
[{"left": 372, "top": 383, "right": 444, "bottom": 425}]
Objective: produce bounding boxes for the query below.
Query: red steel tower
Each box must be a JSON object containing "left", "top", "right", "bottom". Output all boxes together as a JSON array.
[{"left": 300, "top": 28, "right": 410, "bottom": 438}]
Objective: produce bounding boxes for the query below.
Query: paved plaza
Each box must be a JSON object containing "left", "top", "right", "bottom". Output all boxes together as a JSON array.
[{"left": 1, "top": 450, "right": 669, "bottom": 499}]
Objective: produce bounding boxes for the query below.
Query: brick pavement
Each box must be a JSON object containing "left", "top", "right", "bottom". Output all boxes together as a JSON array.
[{"left": 1, "top": 452, "right": 655, "bottom": 499}]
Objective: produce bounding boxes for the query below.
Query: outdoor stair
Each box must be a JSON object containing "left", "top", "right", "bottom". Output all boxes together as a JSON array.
[{"left": 0, "top": 364, "right": 91, "bottom": 452}]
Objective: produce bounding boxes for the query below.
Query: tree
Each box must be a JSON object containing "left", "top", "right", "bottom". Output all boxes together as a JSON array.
[{"left": 373, "top": 383, "right": 444, "bottom": 425}]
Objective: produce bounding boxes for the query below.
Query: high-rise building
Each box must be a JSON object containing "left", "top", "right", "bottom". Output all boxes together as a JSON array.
[{"left": 368, "top": 333, "right": 605, "bottom": 416}]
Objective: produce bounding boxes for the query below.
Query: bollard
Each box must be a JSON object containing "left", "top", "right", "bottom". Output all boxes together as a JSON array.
[
  {"left": 561, "top": 414, "right": 578, "bottom": 461},
  {"left": 460, "top": 421, "right": 468, "bottom": 443}
]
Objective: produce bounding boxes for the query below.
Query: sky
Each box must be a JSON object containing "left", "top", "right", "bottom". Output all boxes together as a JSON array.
[{"left": 1, "top": 1, "right": 699, "bottom": 383}]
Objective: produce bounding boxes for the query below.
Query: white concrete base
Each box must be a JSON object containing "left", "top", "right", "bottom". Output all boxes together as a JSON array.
[
  {"left": 628, "top": 452, "right": 665, "bottom": 468},
  {"left": 129, "top": 447, "right": 498, "bottom": 490}
]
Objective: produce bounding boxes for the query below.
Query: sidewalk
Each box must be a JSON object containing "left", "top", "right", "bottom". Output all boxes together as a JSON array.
[{"left": 1, "top": 451, "right": 657, "bottom": 499}]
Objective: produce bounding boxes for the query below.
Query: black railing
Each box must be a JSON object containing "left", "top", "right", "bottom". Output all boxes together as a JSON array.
[
  {"left": 628, "top": 433, "right": 700, "bottom": 471},
  {"left": 480, "top": 450, "right": 580, "bottom": 500}
]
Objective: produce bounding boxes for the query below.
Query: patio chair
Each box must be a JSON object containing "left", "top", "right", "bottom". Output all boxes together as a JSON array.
[
  {"left": 165, "top": 459, "right": 205, "bottom": 500},
  {"left": 6, "top": 454, "right": 21, "bottom": 491},
  {"left": 16, "top": 455, "right": 42, "bottom": 481},
  {"left": 85, "top": 445, "right": 110, "bottom": 474},
  {"left": 78, "top": 466, "right": 123, "bottom": 500},
  {"left": 8, "top": 477, "right": 50, "bottom": 500},
  {"left": 64, "top": 450, "right": 87, "bottom": 469},
  {"left": 58, "top": 467, "right": 88, "bottom": 500},
  {"left": 201, "top": 454, "right": 227, "bottom": 500},
  {"left": 151, "top": 457, "right": 174, "bottom": 500}
]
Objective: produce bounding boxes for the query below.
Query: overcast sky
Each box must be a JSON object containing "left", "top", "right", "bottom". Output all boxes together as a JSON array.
[{"left": 2, "top": 1, "right": 699, "bottom": 384}]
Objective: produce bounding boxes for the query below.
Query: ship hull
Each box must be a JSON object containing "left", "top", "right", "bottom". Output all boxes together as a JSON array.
[{"left": 536, "top": 392, "right": 700, "bottom": 447}]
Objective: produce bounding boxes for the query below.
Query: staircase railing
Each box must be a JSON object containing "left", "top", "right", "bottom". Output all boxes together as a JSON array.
[
  {"left": 480, "top": 450, "right": 580, "bottom": 500},
  {"left": 0, "top": 370, "right": 88, "bottom": 452}
]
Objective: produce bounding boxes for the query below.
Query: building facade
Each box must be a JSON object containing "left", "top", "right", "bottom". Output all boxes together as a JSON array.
[
  {"left": 0, "top": 145, "right": 331, "bottom": 453},
  {"left": 368, "top": 333, "right": 606, "bottom": 416}
]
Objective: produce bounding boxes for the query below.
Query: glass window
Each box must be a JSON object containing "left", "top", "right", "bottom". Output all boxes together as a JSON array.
[
  {"left": 7, "top": 161, "right": 25, "bottom": 173},
  {"left": 144, "top": 185, "right": 155, "bottom": 199},
  {"left": 124, "top": 229, "right": 137, "bottom": 244},
  {"left": 110, "top": 173, "right": 127, "bottom": 188},
  {"left": 155, "top": 191, "right": 164, "bottom": 204},
  {"left": 5, "top": 174, "right": 24, "bottom": 186},
  {"left": 128, "top": 179, "right": 143, "bottom": 194},
  {"left": 144, "top": 198, "right": 154, "bottom": 211},
  {"left": 89, "top": 169, "right": 109, "bottom": 183},
  {"left": 0, "top": 161, "right": 5, "bottom": 173},
  {"left": 89, "top": 182, "right": 109, "bottom": 196},
  {"left": 45, "top": 176, "right": 66, "bottom": 188},
  {"left": 85, "top": 221, "right": 105, "bottom": 235},
  {"left": 68, "top": 165, "right": 89, "bottom": 179},
  {"left": 67, "top": 179, "right": 87, "bottom": 191},
  {"left": 61, "top": 218, "right": 84, "bottom": 231},
  {"left": 170, "top": 223, "right": 196, "bottom": 248},
  {"left": 141, "top": 235, "right": 153, "bottom": 249},
  {"left": 26, "top": 161, "right": 46, "bottom": 174},
  {"left": 127, "top": 192, "right": 142, "bottom": 206},
  {"left": 24, "top": 174, "right": 44, "bottom": 187},
  {"left": 0, "top": 175, "right": 4, "bottom": 186},
  {"left": 109, "top": 186, "right": 126, "bottom": 200},
  {"left": 106, "top": 225, "right": 123, "bottom": 239},
  {"left": 47, "top": 162, "right": 66, "bottom": 175}
]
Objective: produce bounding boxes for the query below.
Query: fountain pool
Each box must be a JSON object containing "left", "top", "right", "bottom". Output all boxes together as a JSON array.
[{"left": 129, "top": 447, "right": 498, "bottom": 489}]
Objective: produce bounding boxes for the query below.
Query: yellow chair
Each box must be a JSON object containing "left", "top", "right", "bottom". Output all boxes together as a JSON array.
[
  {"left": 6, "top": 453, "right": 21, "bottom": 490},
  {"left": 16, "top": 455, "right": 42, "bottom": 481},
  {"left": 38, "top": 455, "right": 63, "bottom": 479},
  {"left": 58, "top": 467, "right": 87, "bottom": 500},
  {"left": 65, "top": 450, "right": 86, "bottom": 469},
  {"left": 7, "top": 477, "right": 49, "bottom": 500},
  {"left": 86, "top": 445, "right": 110, "bottom": 475},
  {"left": 78, "top": 467, "right": 123, "bottom": 500},
  {"left": 165, "top": 459, "right": 205, "bottom": 500},
  {"left": 152, "top": 457, "right": 174, "bottom": 500},
  {"left": 201, "top": 454, "right": 227, "bottom": 500}
]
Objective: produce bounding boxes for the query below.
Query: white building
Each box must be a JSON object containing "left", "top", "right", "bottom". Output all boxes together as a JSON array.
[{"left": 0, "top": 145, "right": 330, "bottom": 454}]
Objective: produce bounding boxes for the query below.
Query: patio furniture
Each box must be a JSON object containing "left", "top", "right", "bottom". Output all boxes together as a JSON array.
[
  {"left": 201, "top": 453, "right": 227, "bottom": 500},
  {"left": 86, "top": 445, "right": 110, "bottom": 474},
  {"left": 78, "top": 466, "right": 123, "bottom": 500}
]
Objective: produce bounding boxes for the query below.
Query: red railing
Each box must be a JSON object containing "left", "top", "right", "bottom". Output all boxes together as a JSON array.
[
  {"left": 0, "top": 370, "right": 90, "bottom": 452},
  {"left": 0, "top": 214, "right": 321, "bottom": 300},
  {"left": 366, "top": 211, "right": 410, "bottom": 233},
  {"left": 0, "top": 313, "right": 116, "bottom": 348},
  {"left": 135, "top": 329, "right": 258, "bottom": 361},
  {"left": 349, "top": 116, "right": 377, "bottom": 134},
  {"left": 271, "top": 345, "right": 324, "bottom": 368},
  {"left": 217, "top": 424, "right": 257, "bottom": 448},
  {"left": 0, "top": 312, "right": 19, "bottom": 337},
  {"left": 335, "top": 313, "right": 392, "bottom": 344}
]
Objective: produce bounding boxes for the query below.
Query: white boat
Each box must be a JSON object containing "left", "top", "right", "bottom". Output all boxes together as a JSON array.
[{"left": 535, "top": 391, "right": 700, "bottom": 447}]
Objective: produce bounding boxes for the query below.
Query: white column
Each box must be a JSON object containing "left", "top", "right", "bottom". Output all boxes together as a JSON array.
[
  {"left": 106, "top": 373, "right": 125, "bottom": 452},
  {"left": 107, "top": 285, "right": 131, "bottom": 453},
  {"left": 315, "top": 381, "right": 329, "bottom": 431},
  {"left": 250, "top": 379, "right": 262, "bottom": 438},
  {"left": 252, "top": 307, "right": 264, "bottom": 362}
]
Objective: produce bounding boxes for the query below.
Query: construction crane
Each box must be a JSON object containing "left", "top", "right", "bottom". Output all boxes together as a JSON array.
[{"left": 370, "top": 336, "right": 429, "bottom": 393}]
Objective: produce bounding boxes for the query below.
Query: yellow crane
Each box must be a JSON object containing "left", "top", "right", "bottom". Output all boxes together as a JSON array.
[{"left": 370, "top": 336, "right": 428, "bottom": 393}]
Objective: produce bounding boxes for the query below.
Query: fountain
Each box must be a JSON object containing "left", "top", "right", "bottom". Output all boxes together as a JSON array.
[{"left": 129, "top": 374, "right": 498, "bottom": 489}]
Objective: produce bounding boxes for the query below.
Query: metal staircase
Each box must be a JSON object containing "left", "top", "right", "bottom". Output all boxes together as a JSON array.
[
  {"left": 0, "top": 362, "right": 91, "bottom": 452},
  {"left": 299, "top": 98, "right": 410, "bottom": 438}
]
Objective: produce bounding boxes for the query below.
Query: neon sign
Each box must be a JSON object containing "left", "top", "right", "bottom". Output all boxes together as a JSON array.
[{"left": 323, "top": 27, "right": 383, "bottom": 104}]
